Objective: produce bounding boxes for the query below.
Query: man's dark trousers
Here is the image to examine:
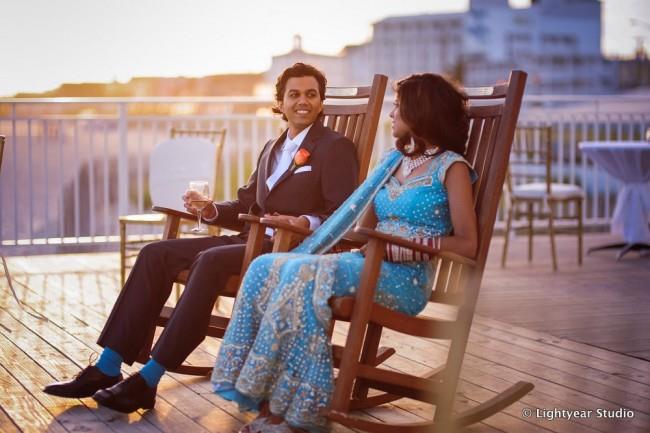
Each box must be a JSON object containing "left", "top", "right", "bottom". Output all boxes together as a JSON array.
[{"left": 97, "top": 234, "right": 272, "bottom": 369}]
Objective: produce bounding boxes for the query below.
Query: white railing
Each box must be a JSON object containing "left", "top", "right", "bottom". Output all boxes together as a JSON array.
[{"left": 1, "top": 95, "right": 649, "bottom": 254}]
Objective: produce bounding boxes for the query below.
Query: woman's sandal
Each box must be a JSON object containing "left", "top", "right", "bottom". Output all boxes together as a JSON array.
[
  {"left": 238, "top": 417, "right": 270, "bottom": 433},
  {"left": 258, "top": 421, "right": 307, "bottom": 433}
]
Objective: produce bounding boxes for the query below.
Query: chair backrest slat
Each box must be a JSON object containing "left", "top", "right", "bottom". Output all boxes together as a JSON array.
[
  {"left": 326, "top": 85, "right": 374, "bottom": 99},
  {"left": 324, "top": 114, "right": 337, "bottom": 130},
  {"left": 0, "top": 135, "right": 5, "bottom": 170},
  {"left": 323, "top": 104, "right": 368, "bottom": 115},
  {"left": 344, "top": 114, "right": 359, "bottom": 142},
  {"left": 320, "top": 75, "right": 388, "bottom": 184},
  {"left": 337, "top": 115, "right": 350, "bottom": 135},
  {"left": 352, "top": 114, "right": 366, "bottom": 145}
]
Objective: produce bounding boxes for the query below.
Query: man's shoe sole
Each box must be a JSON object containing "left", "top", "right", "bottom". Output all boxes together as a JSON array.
[{"left": 92, "top": 394, "right": 155, "bottom": 413}]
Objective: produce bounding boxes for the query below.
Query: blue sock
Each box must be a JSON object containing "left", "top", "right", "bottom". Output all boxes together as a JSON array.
[
  {"left": 96, "top": 347, "right": 123, "bottom": 377},
  {"left": 139, "top": 358, "right": 166, "bottom": 388}
]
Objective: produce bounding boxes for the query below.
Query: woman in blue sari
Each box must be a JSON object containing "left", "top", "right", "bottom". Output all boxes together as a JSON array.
[{"left": 212, "top": 73, "right": 478, "bottom": 433}]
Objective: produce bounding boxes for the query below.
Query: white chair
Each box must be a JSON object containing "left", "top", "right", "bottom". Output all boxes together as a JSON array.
[
  {"left": 119, "top": 130, "right": 225, "bottom": 286},
  {"left": 501, "top": 125, "right": 584, "bottom": 271}
]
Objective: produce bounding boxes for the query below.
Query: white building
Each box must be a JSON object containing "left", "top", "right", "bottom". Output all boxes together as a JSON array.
[
  {"left": 460, "top": 0, "right": 614, "bottom": 93},
  {"left": 265, "top": 35, "right": 347, "bottom": 87},
  {"left": 268, "top": 0, "right": 616, "bottom": 94}
]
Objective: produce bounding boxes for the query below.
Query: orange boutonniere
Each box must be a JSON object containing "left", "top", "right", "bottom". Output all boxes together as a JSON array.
[{"left": 293, "top": 149, "right": 311, "bottom": 167}]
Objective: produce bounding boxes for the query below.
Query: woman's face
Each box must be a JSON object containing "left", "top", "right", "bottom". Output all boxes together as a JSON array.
[{"left": 389, "top": 96, "right": 410, "bottom": 139}]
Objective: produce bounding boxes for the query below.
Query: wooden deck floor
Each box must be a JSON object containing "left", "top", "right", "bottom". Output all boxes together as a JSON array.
[
  {"left": 1, "top": 233, "right": 649, "bottom": 433},
  {"left": 479, "top": 232, "right": 650, "bottom": 361}
]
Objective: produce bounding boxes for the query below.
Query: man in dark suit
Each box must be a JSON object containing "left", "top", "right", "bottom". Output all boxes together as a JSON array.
[{"left": 43, "top": 63, "right": 359, "bottom": 413}]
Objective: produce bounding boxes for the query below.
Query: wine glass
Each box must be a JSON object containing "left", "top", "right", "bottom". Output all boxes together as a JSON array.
[{"left": 188, "top": 180, "right": 210, "bottom": 233}]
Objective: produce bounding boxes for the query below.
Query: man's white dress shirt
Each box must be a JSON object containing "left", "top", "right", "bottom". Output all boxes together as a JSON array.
[{"left": 206, "top": 124, "right": 322, "bottom": 235}]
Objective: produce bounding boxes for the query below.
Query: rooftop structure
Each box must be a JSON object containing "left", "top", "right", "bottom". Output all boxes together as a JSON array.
[{"left": 270, "top": 0, "right": 617, "bottom": 94}]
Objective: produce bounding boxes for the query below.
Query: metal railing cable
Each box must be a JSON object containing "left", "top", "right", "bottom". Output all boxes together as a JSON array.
[{"left": 1, "top": 256, "right": 49, "bottom": 321}]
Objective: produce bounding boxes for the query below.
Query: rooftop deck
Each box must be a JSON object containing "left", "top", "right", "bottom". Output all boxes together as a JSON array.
[{"left": 1, "top": 232, "right": 649, "bottom": 433}]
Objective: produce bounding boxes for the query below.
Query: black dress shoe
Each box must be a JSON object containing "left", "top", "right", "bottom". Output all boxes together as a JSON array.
[
  {"left": 92, "top": 373, "right": 156, "bottom": 413},
  {"left": 43, "top": 365, "right": 123, "bottom": 398}
]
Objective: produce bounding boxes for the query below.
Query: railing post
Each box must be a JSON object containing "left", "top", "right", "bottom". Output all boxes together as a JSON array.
[
  {"left": 11, "top": 103, "right": 18, "bottom": 244},
  {"left": 117, "top": 102, "right": 129, "bottom": 216}
]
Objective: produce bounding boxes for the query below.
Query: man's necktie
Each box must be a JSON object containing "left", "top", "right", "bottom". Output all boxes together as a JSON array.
[{"left": 266, "top": 140, "right": 299, "bottom": 190}]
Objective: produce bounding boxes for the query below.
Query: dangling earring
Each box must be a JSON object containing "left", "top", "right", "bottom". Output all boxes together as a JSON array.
[{"left": 404, "top": 136, "right": 416, "bottom": 154}]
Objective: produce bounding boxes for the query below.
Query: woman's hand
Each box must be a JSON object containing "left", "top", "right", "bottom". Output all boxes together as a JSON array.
[{"left": 351, "top": 243, "right": 368, "bottom": 257}]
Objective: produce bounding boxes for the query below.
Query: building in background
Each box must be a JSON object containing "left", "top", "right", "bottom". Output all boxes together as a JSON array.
[
  {"left": 269, "top": 0, "right": 619, "bottom": 94},
  {"left": 265, "top": 35, "right": 347, "bottom": 87}
]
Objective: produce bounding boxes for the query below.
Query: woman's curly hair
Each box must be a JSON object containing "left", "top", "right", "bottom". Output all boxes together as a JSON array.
[{"left": 394, "top": 73, "right": 469, "bottom": 156}]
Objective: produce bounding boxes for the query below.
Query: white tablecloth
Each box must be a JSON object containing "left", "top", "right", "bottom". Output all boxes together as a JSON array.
[{"left": 579, "top": 141, "right": 650, "bottom": 244}]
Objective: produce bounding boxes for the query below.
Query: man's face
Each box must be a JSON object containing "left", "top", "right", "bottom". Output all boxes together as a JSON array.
[{"left": 278, "top": 76, "right": 323, "bottom": 136}]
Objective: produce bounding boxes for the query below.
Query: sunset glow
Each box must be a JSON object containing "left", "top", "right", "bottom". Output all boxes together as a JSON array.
[{"left": 1, "top": 0, "right": 647, "bottom": 96}]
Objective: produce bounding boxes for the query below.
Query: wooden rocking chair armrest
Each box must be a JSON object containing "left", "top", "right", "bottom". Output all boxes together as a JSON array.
[
  {"left": 259, "top": 217, "right": 313, "bottom": 253},
  {"left": 334, "top": 230, "right": 368, "bottom": 251},
  {"left": 259, "top": 217, "right": 313, "bottom": 237},
  {"left": 255, "top": 219, "right": 366, "bottom": 252},
  {"left": 337, "top": 229, "right": 367, "bottom": 249},
  {"left": 257, "top": 221, "right": 368, "bottom": 247},
  {"left": 152, "top": 205, "right": 196, "bottom": 222},
  {"left": 152, "top": 206, "right": 243, "bottom": 232},
  {"left": 354, "top": 227, "right": 477, "bottom": 267},
  {"left": 237, "top": 214, "right": 262, "bottom": 225}
]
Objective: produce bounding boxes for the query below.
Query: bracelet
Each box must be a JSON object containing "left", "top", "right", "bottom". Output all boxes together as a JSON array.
[{"left": 385, "top": 236, "right": 440, "bottom": 262}]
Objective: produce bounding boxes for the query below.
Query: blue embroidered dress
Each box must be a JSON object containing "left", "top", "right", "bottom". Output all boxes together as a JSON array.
[{"left": 211, "top": 151, "right": 474, "bottom": 432}]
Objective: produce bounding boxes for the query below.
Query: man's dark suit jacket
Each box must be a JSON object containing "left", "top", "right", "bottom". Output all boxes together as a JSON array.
[{"left": 213, "top": 120, "right": 359, "bottom": 228}]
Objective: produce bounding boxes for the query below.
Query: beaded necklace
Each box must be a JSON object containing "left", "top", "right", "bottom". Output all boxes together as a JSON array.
[{"left": 401, "top": 147, "right": 438, "bottom": 177}]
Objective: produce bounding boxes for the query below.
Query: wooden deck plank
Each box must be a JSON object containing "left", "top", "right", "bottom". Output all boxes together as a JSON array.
[
  {"left": 0, "top": 295, "right": 173, "bottom": 433},
  {"left": 6, "top": 260, "right": 225, "bottom": 376},
  {"left": 0, "top": 406, "right": 22, "bottom": 433},
  {"left": 355, "top": 338, "right": 618, "bottom": 433},
  {"left": 473, "top": 316, "right": 650, "bottom": 372},
  {"left": 465, "top": 333, "right": 650, "bottom": 400},
  {"left": 0, "top": 364, "right": 69, "bottom": 433},
  {"left": 379, "top": 316, "right": 650, "bottom": 407},
  {"left": 364, "top": 328, "right": 650, "bottom": 433},
  {"left": 1, "top": 277, "right": 243, "bottom": 433},
  {"left": 334, "top": 326, "right": 645, "bottom": 433},
  {"left": 0, "top": 332, "right": 102, "bottom": 433},
  {"left": 481, "top": 233, "right": 650, "bottom": 360},
  {"left": 2, "top": 255, "right": 358, "bottom": 433},
  {"left": 0, "top": 309, "right": 170, "bottom": 433},
  {"left": 468, "top": 321, "right": 650, "bottom": 385}
]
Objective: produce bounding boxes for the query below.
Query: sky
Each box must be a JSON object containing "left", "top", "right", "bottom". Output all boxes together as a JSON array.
[{"left": 1, "top": 0, "right": 648, "bottom": 97}]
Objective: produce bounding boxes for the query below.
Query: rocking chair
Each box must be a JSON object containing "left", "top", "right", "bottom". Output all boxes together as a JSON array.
[
  {"left": 140, "top": 74, "right": 389, "bottom": 375},
  {"left": 325, "top": 70, "right": 531, "bottom": 432}
]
